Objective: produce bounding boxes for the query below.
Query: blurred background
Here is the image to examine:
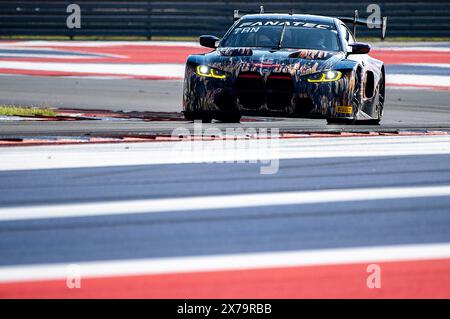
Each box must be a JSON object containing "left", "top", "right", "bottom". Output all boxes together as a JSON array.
[{"left": 0, "top": 0, "right": 449, "bottom": 40}]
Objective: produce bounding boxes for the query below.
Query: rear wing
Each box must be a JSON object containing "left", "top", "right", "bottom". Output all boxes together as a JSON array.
[
  {"left": 233, "top": 7, "right": 387, "bottom": 40},
  {"left": 339, "top": 10, "right": 387, "bottom": 40}
]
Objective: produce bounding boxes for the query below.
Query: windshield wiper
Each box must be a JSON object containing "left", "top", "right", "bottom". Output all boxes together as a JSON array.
[{"left": 272, "top": 23, "right": 287, "bottom": 50}]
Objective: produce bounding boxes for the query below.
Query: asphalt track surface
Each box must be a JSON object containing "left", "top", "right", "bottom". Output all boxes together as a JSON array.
[
  {"left": 0, "top": 75, "right": 183, "bottom": 112},
  {"left": 1, "top": 153, "right": 450, "bottom": 266},
  {"left": 1, "top": 135, "right": 450, "bottom": 298},
  {"left": 0, "top": 76, "right": 449, "bottom": 137}
]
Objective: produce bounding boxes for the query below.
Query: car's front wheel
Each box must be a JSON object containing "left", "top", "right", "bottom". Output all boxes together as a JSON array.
[
  {"left": 326, "top": 118, "right": 353, "bottom": 125},
  {"left": 213, "top": 114, "right": 241, "bottom": 123},
  {"left": 354, "top": 71, "right": 385, "bottom": 125},
  {"left": 370, "top": 72, "right": 385, "bottom": 125},
  {"left": 183, "top": 112, "right": 212, "bottom": 123}
]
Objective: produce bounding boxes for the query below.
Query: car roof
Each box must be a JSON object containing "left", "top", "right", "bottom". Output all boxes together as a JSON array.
[{"left": 239, "top": 13, "right": 337, "bottom": 25}]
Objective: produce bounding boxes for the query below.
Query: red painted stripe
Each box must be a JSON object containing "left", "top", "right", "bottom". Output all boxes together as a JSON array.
[
  {"left": 0, "top": 131, "right": 447, "bottom": 147},
  {"left": 371, "top": 50, "right": 450, "bottom": 64},
  {"left": 1, "top": 258, "right": 449, "bottom": 299}
]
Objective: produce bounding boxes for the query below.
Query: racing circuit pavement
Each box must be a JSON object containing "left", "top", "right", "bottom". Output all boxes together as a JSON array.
[
  {"left": 1, "top": 135, "right": 450, "bottom": 298},
  {"left": 0, "top": 79, "right": 450, "bottom": 298},
  {"left": 0, "top": 76, "right": 449, "bottom": 136}
]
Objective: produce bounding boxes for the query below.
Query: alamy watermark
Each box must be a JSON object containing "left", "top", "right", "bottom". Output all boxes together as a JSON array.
[
  {"left": 366, "top": 4, "right": 382, "bottom": 29},
  {"left": 366, "top": 263, "right": 381, "bottom": 289},
  {"left": 170, "top": 121, "right": 280, "bottom": 175},
  {"left": 66, "top": 4, "right": 81, "bottom": 29},
  {"left": 66, "top": 264, "right": 81, "bottom": 289}
]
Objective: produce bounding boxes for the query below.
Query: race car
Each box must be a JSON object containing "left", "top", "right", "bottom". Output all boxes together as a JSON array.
[{"left": 182, "top": 11, "right": 386, "bottom": 124}]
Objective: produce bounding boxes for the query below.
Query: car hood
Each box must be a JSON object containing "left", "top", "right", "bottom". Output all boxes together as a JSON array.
[{"left": 205, "top": 48, "right": 345, "bottom": 76}]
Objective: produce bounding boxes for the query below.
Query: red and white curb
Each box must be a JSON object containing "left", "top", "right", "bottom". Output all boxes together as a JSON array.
[
  {"left": 1, "top": 243, "right": 449, "bottom": 298},
  {"left": 0, "top": 131, "right": 448, "bottom": 147},
  {"left": 1, "top": 41, "right": 449, "bottom": 90}
]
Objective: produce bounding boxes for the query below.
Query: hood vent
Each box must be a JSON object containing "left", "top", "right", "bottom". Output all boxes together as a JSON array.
[
  {"left": 219, "top": 48, "right": 253, "bottom": 57},
  {"left": 288, "top": 49, "right": 333, "bottom": 60}
]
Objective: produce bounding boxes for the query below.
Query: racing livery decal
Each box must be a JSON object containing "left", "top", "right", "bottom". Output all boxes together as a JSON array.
[{"left": 183, "top": 14, "right": 385, "bottom": 124}]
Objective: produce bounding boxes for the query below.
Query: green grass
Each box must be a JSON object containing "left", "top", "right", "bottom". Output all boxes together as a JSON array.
[{"left": 0, "top": 105, "right": 57, "bottom": 117}]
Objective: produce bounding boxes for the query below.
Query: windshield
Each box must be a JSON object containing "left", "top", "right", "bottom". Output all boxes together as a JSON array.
[{"left": 222, "top": 25, "right": 340, "bottom": 51}]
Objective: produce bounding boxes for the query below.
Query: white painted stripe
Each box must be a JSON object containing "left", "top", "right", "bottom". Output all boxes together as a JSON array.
[
  {"left": 0, "top": 243, "right": 449, "bottom": 283},
  {"left": 386, "top": 74, "right": 450, "bottom": 88},
  {"left": 1, "top": 135, "right": 450, "bottom": 171},
  {"left": 60, "top": 75, "right": 133, "bottom": 80},
  {"left": 0, "top": 41, "right": 201, "bottom": 48},
  {"left": 1, "top": 63, "right": 448, "bottom": 87},
  {"left": 400, "top": 63, "right": 450, "bottom": 69},
  {"left": 0, "top": 61, "right": 185, "bottom": 77},
  {"left": 1, "top": 185, "right": 450, "bottom": 222}
]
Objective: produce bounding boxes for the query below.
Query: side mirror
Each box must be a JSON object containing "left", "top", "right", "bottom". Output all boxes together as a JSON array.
[
  {"left": 199, "top": 35, "right": 220, "bottom": 49},
  {"left": 348, "top": 42, "right": 371, "bottom": 54}
]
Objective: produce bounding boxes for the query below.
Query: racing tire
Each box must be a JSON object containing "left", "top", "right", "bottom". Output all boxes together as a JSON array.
[
  {"left": 369, "top": 72, "right": 385, "bottom": 125},
  {"left": 213, "top": 114, "right": 242, "bottom": 123},
  {"left": 184, "top": 112, "right": 212, "bottom": 123}
]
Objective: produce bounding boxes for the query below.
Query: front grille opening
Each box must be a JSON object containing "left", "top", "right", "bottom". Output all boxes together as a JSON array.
[
  {"left": 214, "top": 92, "right": 237, "bottom": 111},
  {"left": 294, "top": 97, "right": 315, "bottom": 114},
  {"left": 266, "top": 74, "right": 294, "bottom": 110},
  {"left": 236, "top": 72, "right": 264, "bottom": 110}
]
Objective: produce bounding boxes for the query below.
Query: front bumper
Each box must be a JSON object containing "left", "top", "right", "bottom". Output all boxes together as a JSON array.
[{"left": 183, "top": 64, "right": 354, "bottom": 119}]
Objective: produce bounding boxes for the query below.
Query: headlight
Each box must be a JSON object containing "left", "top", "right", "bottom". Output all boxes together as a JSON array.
[
  {"left": 196, "top": 65, "right": 226, "bottom": 79},
  {"left": 307, "top": 71, "right": 342, "bottom": 83}
]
